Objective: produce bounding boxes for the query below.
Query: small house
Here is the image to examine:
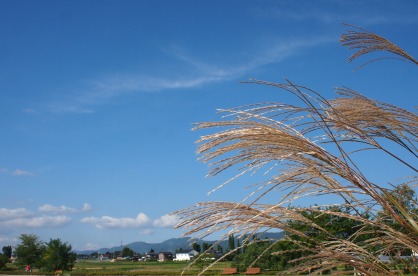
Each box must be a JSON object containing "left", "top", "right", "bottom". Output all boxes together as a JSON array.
[
  {"left": 159, "top": 251, "right": 174, "bottom": 262},
  {"left": 144, "top": 252, "right": 159, "bottom": 261}
]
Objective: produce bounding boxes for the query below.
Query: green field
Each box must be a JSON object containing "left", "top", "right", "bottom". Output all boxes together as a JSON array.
[
  {"left": 3, "top": 260, "right": 410, "bottom": 275},
  {"left": 3, "top": 260, "right": 278, "bottom": 275},
  {"left": 72, "top": 260, "right": 229, "bottom": 275}
]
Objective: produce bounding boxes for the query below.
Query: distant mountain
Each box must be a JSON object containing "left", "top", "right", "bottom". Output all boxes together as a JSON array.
[{"left": 75, "top": 232, "right": 284, "bottom": 255}]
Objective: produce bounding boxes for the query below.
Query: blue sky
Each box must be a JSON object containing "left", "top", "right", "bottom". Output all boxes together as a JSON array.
[{"left": 0, "top": 0, "right": 417, "bottom": 251}]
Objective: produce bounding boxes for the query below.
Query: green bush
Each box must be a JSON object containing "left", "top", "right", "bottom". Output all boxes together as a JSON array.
[{"left": 0, "top": 254, "right": 9, "bottom": 269}]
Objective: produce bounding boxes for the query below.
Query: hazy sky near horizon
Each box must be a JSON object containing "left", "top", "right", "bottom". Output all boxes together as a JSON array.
[{"left": 1, "top": 0, "right": 417, "bottom": 251}]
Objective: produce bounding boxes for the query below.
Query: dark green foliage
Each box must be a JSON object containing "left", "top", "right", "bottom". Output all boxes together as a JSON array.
[
  {"left": 41, "top": 238, "right": 76, "bottom": 272},
  {"left": 228, "top": 235, "right": 235, "bottom": 251},
  {"left": 202, "top": 242, "right": 211, "bottom": 252},
  {"left": 231, "top": 206, "right": 370, "bottom": 272},
  {"left": 2, "top": 246, "right": 12, "bottom": 259},
  {"left": 122, "top": 247, "right": 134, "bottom": 258},
  {"left": 378, "top": 184, "right": 418, "bottom": 257},
  {"left": 192, "top": 242, "right": 201, "bottom": 253},
  {"left": 223, "top": 235, "right": 237, "bottom": 261},
  {"left": 288, "top": 205, "right": 367, "bottom": 243},
  {"left": 0, "top": 254, "right": 9, "bottom": 269},
  {"left": 14, "top": 234, "right": 45, "bottom": 268},
  {"left": 232, "top": 239, "right": 301, "bottom": 272},
  {"left": 236, "top": 240, "right": 241, "bottom": 255},
  {"left": 194, "top": 252, "right": 215, "bottom": 269},
  {"left": 15, "top": 235, "right": 76, "bottom": 272},
  {"left": 282, "top": 206, "right": 371, "bottom": 268}
]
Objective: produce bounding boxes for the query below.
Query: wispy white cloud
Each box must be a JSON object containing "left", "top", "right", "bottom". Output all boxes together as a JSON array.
[
  {"left": 82, "top": 203, "right": 93, "bottom": 212},
  {"left": 47, "top": 103, "right": 94, "bottom": 114},
  {"left": 81, "top": 213, "right": 151, "bottom": 229},
  {"left": 0, "top": 204, "right": 91, "bottom": 230},
  {"left": 38, "top": 203, "right": 92, "bottom": 214},
  {"left": 242, "top": 36, "right": 334, "bottom": 71},
  {"left": 83, "top": 242, "right": 102, "bottom": 251},
  {"left": 139, "top": 229, "right": 154, "bottom": 236},
  {"left": 12, "top": 169, "right": 33, "bottom": 176},
  {"left": 255, "top": 1, "right": 418, "bottom": 26},
  {"left": 38, "top": 204, "right": 76, "bottom": 213},
  {"left": 47, "top": 36, "right": 332, "bottom": 114},
  {"left": 22, "top": 108, "right": 37, "bottom": 114},
  {"left": 0, "top": 208, "right": 32, "bottom": 220},
  {"left": 0, "top": 204, "right": 94, "bottom": 233},
  {"left": 0, "top": 168, "right": 34, "bottom": 176},
  {"left": 153, "top": 214, "right": 180, "bottom": 228},
  {"left": 86, "top": 74, "right": 224, "bottom": 96},
  {"left": 1, "top": 215, "right": 71, "bottom": 228},
  {"left": 80, "top": 213, "right": 180, "bottom": 230}
]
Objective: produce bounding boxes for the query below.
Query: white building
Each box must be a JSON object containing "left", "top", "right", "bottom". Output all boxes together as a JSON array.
[{"left": 175, "top": 249, "right": 199, "bottom": 261}]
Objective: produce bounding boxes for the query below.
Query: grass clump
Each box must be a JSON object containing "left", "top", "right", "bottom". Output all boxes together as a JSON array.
[{"left": 174, "top": 25, "right": 418, "bottom": 275}]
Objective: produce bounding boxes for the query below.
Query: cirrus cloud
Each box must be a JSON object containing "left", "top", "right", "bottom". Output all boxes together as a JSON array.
[
  {"left": 0, "top": 168, "right": 33, "bottom": 176},
  {"left": 12, "top": 169, "right": 33, "bottom": 176},
  {"left": 47, "top": 35, "right": 332, "bottom": 114}
]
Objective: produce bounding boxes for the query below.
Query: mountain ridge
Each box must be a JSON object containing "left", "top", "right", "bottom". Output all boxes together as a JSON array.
[{"left": 76, "top": 232, "right": 284, "bottom": 255}]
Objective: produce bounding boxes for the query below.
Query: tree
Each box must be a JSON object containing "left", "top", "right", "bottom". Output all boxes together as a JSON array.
[
  {"left": 233, "top": 240, "right": 284, "bottom": 272},
  {"left": 228, "top": 235, "right": 235, "bottom": 251},
  {"left": 202, "top": 242, "right": 211, "bottom": 252},
  {"left": 221, "top": 235, "right": 236, "bottom": 261},
  {"left": 287, "top": 205, "right": 368, "bottom": 243},
  {"left": 194, "top": 252, "right": 215, "bottom": 269},
  {"left": 175, "top": 25, "right": 418, "bottom": 275},
  {"left": 42, "top": 238, "right": 76, "bottom": 272},
  {"left": 14, "top": 234, "right": 45, "bottom": 269},
  {"left": 2, "top": 246, "right": 12, "bottom": 259},
  {"left": 122, "top": 247, "right": 134, "bottom": 258},
  {"left": 236, "top": 240, "right": 241, "bottom": 255},
  {"left": 377, "top": 184, "right": 418, "bottom": 257},
  {"left": 192, "top": 242, "right": 201, "bottom": 253}
]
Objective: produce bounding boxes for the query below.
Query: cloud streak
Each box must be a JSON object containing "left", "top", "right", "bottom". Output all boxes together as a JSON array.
[
  {"left": 255, "top": 1, "right": 418, "bottom": 26},
  {"left": 81, "top": 213, "right": 180, "bottom": 230},
  {"left": 153, "top": 214, "right": 180, "bottom": 228},
  {"left": 47, "top": 36, "right": 332, "bottom": 114},
  {"left": 0, "top": 168, "right": 33, "bottom": 176},
  {"left": 81, "top": 213, "right": 151, "bottom": 229},
  {"left": 0, "top": 204, "right": 92, "bottom": 230},
  {"left": 38, "top": 203, "right": 92, "bottom": 214},
  {"left": 0, "top": 208, "right": 32, "bottom": 220},
  {"left": 1, "top": 215, "right": 71, "bottom": 228},
  {"left": 0, "top": 204, "right": 175, "bottom": 233}
]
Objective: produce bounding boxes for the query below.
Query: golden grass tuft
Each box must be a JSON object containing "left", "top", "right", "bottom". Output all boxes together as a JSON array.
[
  {"left": 340, "top": 24, "right": 418, "bottom": 69},
  {"left": 174, "top": 25, "right": 418, "bottom": 275}
]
